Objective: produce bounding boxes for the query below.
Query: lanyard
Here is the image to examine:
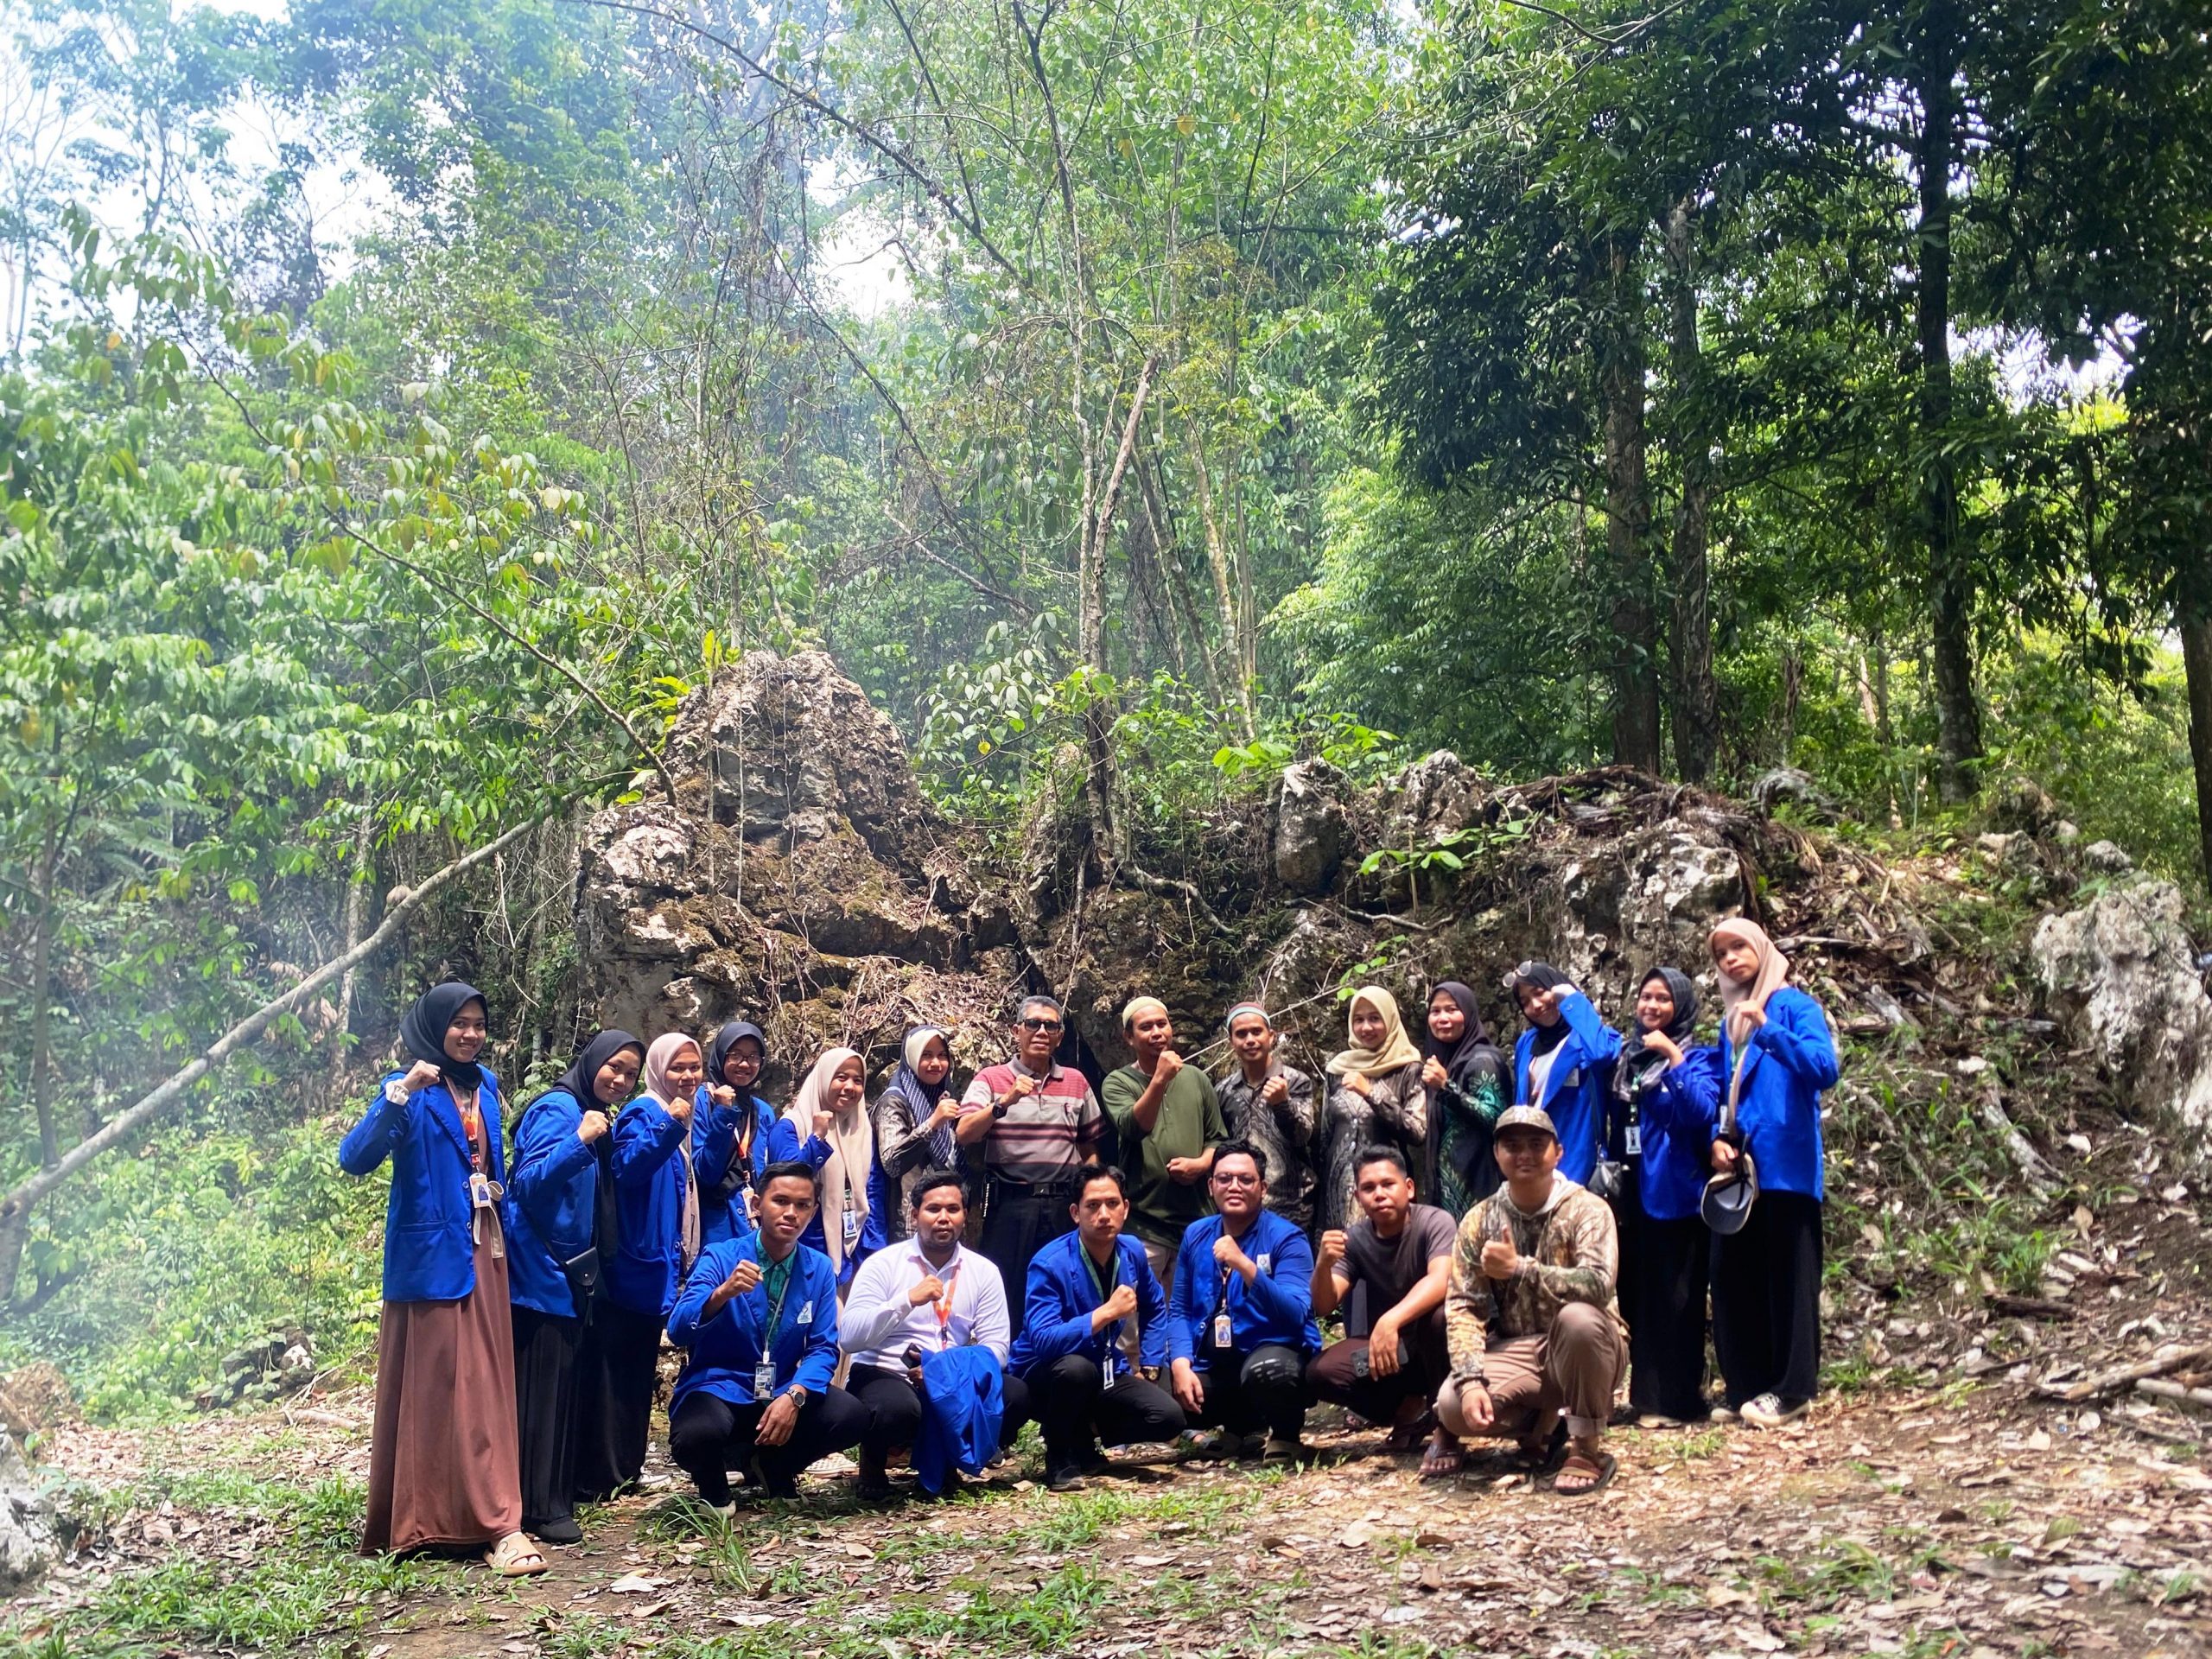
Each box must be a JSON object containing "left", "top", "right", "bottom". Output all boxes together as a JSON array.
[
  {"left": 760, "top": 1252, "right": 796, "bottom": 1343},
  {"left": 1083, "top": 1244, "right": 1118, "bottom": 1307},
  {"left": 928, "top": 1258, "right": 963, "bottom": 1347},
  {"left": 457, "top": 1092, "right": 484, "bottom": 1173}
]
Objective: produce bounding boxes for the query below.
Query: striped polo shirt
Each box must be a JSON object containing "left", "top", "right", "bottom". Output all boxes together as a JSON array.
[{"left": 959, "top": 1059, "right": 1106, "bottom": 1185}]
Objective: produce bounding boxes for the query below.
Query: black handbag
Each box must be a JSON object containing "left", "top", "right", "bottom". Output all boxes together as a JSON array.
[{"left": 558, "top": 1245, "right": 603, "bottom": 1307}]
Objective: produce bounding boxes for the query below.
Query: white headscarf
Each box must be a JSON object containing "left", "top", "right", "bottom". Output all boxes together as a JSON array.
[
  {"left": 785, "top": 1046, "right": 874, "bottom": 1272},
  {"left": 640, "top": 1031, "right": 702, "bottom": 1272}
]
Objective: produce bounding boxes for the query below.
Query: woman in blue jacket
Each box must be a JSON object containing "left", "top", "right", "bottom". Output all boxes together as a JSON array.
[
  {"left": 1707, "top": 919, "right": 1839, "bottom": 1429},
  {"left": 505, "top": 1029, "right": 641, "bottom": 1545},
  {"left": 1609, "top": 968, "right": 1722, "bottom": 1427},
  {"left": 575, "top": 1030, "right": 702, "bottom": 1500},
  {"left": 695, "top": 1020, "right": 777, "bottom": 1243},
  {"left": 1503, "top": 962, "right": 1621, "bottom": 1185},
  {"left": 772, "top": 1046, "right": 884, "bottom": 1287},
  {"left": 340, "top": 982, "right": 542, "bottom": 1577}
]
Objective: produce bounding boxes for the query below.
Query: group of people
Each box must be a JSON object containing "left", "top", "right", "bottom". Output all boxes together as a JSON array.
[{"left": 340, "top": 916, "right": 1835, "bottom": 1572}]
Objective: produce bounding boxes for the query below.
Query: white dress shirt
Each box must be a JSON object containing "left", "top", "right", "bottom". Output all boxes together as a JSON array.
[{"left": 839, "top": 1240, "right": 1011, "bottom": 1371}]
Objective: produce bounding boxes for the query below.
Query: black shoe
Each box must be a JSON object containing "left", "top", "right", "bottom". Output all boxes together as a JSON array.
[
  {"left": 857, "top": 1451, "right": 893, "bottom": 1503},
  {"left": 528, "top": 1516, "right": 582, "bottom": 1546},
  {"left": 1077, "top": 1445, "right": 1112, "bottom": 1477},
  {"left": 1046, "top": 1461, "right": 1087, "bottom": 1492}
]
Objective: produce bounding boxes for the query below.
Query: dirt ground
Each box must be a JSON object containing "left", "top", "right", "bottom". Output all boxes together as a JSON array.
[{"left": 13, "top": 1357, "right": 2211, "bottom": 1659}]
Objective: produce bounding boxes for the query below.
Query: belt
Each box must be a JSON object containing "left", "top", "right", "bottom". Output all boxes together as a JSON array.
[{"left": 988, "top": 1173, "right": 1078, "bottom": 1198}]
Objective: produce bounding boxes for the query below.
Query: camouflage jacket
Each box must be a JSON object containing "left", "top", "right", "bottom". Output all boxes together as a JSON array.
[{"left": 1445, "top": 1178, "right": 1623, "bottom": 1381}]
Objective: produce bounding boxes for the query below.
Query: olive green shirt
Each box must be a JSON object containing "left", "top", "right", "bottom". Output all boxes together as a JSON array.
[{"left": 1103, "top": 1062, "right": 1228, "bottom": 1246}]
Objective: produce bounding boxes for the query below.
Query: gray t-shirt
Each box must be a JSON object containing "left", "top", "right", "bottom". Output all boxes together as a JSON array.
[{"left": 1336, "top": 1202, "right": 1458, "bottom": 1337}]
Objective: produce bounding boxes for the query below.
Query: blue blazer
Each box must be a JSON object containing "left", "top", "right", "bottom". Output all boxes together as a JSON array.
[
  {"left": 340, "top": 1068, "right": 505, "bottom": 1304},
  {"left": 666, "top": 1235, "right": 841, "bottom": 1413},
  {"left": 764, "top": 1115, "right": 885, "bottom": 1281},
  {"left": 1613, "top": 1046, "right": 1724, "bottom": 1222},
  {"left": 504, "top": 1087, "right": 606, "bottom": 1318},
  {"left": 915, "top": 1344, "right": 1006, "bottom": 1496},
  {"left": 1718, "top": 987, "right": 1837, "bottom": 1202},
  {"left": 1011, "top": 1231, "right": 1167, "bottom": 1375},
  {"left": 691, "top": 1086, "right": 775, "bottom": 1244},
  {"left": 1167, "top": 1211, "right": 1321, "bottom": 1365},
  {"left": 608, "top": 1096, "right": 693, "bottom": 1317},
  {"left": 1513, "top": 990, "right": 1622, "bottom": 1185}
]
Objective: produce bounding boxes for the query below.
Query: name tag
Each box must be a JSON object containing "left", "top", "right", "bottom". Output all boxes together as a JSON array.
[
  {"left": 469, "top": 1172, "right": 495, "bottom": 1211},
  {"left": 1624, "top": 1124, "right": 1643, "bottom": 1156},
  {"left": 842, "top": 1210, "right": 861, "bottom": 1244},
  {"left": 753, "top": 1360, "right": 776, "bottom": 1396},
  {"left": 1212, "top": 1312, "right": 1234, "bottom": 1348},
  {"left": 1560, "top": 1068, "right": 1582, "bottom": 1090},
  {"left": 1100, "top": 1352, "right": 1116, "bottom": 1388},
  {"left": 797, "top": 1300, "right": 815, "bottom": 1325},
  {"left": 1255, "top": 1253, "right": 1271, "bottom": 1274}
]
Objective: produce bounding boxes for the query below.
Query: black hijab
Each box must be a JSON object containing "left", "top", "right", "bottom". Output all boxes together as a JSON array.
[
  {"left": 708, "top": 1020, "right": 767, "bottom": 1093},
  {"left": 1615, "top": 966, "right": 1700, "bottom": 1099},
  {"left": 1505, "top": 961, "right": 1573, "bottom": 1056},
  {"left": 401, "top": 982, "right": 487, "bottom": 1090},
  {"left": 1421, "top": 981, "right": 1495, "bottom": 1078},
  {"left": 552, "top": 1029, "right": 645, "bottom": 1115}
]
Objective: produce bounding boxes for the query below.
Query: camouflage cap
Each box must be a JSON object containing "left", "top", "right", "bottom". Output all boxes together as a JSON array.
[{"left": 1492, "top": 1104, "right": 1559, "bottom": 1141}]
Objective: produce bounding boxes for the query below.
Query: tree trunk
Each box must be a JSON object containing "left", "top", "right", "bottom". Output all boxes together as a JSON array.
[
  {"left": 1188, "top": 425, "right": 1257, "bottom": 738},
  {"left": 1662, "top": 198, "right": 1719, "bottom": 783},
  {"left": 2183, "top": 606, "right": 2212, "bottom": 894},
  {"left": 1915, "top": 10, "right": 1982, "bottom": 804},
  {"left": 1599, "top": 230, "right": 1663, "bottom": 774},
  {"left": 27, "top": 810, "right": 60, "bottom": 1171}
]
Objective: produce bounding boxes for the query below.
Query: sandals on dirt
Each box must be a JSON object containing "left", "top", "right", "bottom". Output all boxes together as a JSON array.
[
  {"left": 1418, "top": 1433, "right": 1465, "bottom": 1479},
  {"left": 1385, "top": 1411, "right": 1438, "bottom": 1453},
  {"left": 1551, "top": 1451, "right": 1618, "bottom": 1497},
  {"left": 486, "top": 1532, "right": 549, "bottom": 1576}
]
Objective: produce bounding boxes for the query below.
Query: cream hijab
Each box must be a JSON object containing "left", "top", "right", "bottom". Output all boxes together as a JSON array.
[
  {"left": 1711, "top": 918, "right": 1790, "bottom": 1048},
  {"left": 1325, "top": 986, "right": 1424, "bottom": 1079},
  {"left": 639, "top": 1031, "right": 703, "bottom": 1273},
  {"left": 786, "top": 1046, "right": 874, "bottom": 1272}
]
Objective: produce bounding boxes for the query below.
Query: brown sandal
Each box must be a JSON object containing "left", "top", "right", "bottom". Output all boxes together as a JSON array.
[
  {"left": 1552, "top": 1452, "right": 1617, "bottom": 1497},
  {"left": 1418, "top": 1433, "right": 1465, "bottom": 1479}
]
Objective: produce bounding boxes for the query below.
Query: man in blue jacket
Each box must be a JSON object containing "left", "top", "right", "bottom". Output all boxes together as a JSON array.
[
  {"left": 1166, "top": 1142, "right": 1320, "bottom": 1460},
  {"left": 1010, "top": 1166, "right": 1186, "bottom": 1491},
  {"left": 664, "top": 1161, "right": 867, "bottom": 1509}
]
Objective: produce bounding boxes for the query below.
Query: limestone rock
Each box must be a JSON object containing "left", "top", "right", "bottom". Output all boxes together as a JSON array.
[
  {"left": 1380, "top": 751, "right": 1484, "bottom": 848},
  {"left": 1274, "top": 760, "right": 1347, "bottom": 894},
  {"left": 2032, "top": 880, "right": 2212, "bottom": 1154},
  {"left": 0, "top": 1430, "right": 55, "bottom": 1592},
  {"left": 2082, "top": 839, "right": 2135, "bottom": 874},
  {"left": 0, "top": 1364, "right": 75, "bottom": 1438},
  {"left": 1751, "top": 766, "right": 1840, "bottom": 819}
]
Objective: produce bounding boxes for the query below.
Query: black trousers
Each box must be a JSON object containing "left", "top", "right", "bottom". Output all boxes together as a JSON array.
[
  {"left": 980, "top": 1179, "right": 1076, "bottom": 1342},
  {"left": 1027, "top": 1353, "right": 1185, "bottom": 1463},
  {"left": 1306, "top": 1305, "right": 1449, "bottom": 1425},
  {"left": 512, "top": 1306, "right": 583, "bottom": 1532},
  {"left": 667, "top": 1386, "right": 868, "bottom": 1504},
  {"left": 1711, "top": 1191, "right": 1822, "bottom": 1409},
  {"left": 1621, "top": 1198, "right": 1712, "bottom": 1420},
  {"left": 1187, "top": 1344, "right": 1309, "bottom": 1440},
  {"left": 571, "top": 1300, "right": 663, "bottom": 1502},
  {"left": 847, "top": 1362, "right": 1033, "bottom": 1460}
]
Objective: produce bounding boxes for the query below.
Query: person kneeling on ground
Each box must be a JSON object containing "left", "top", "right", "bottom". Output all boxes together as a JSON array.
[
  {"left": 1306, "top": 1145, "right": 1457, "bottom": 1468},
  {"left": 839, "top": 1171, "right": 1032, "bottom": 1500},
  {"left": 1009, "top": 1166, "right": 1187, "bottom": 1491},
  {"left": 1433, "top": 1106, "right": 1625, "bottom": 1497},
  {"left": 1167, "top": 1141, "right": 1320, "bottom": 1461},
  {"left": 664, "top": 1162, "right": 867, "bottom": 1510}
]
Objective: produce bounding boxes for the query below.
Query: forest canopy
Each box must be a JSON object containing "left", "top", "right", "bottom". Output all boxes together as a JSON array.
[{"left": 0, "top": 0, "right": 2209, "bottom": 1383}]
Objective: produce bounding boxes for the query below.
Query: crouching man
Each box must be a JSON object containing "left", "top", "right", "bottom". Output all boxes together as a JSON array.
[{"left": 1433, "top": 1107, "right": 1625, "bottom": 1496}]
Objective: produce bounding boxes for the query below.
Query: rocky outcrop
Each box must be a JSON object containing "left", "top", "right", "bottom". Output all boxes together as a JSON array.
[
  {"left": 575, "top": 652, "right": 1027, "bottom": 1088},
  {"left": 0, "top": 1429, "right": 54, "bottom": 1591},
  {"left": 1273, "top": 760, "right": 1347, "bottom": 894},
  {"left": 2032, "top": 880, "right": 2212, "bottom": 1154}
]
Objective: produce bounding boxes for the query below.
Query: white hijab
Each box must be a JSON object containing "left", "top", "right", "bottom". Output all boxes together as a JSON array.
[{"left": 785, "top": 1046, "right": 874, "bottom": 1272}]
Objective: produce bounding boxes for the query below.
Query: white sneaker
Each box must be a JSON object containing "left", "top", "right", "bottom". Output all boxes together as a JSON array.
[
  {"left": 1739, "top": 1393, "right": 1809, "bottom": 1428},
  {"left": 1709, "top": 1405, "right": 1739, "bottom": 1424}
]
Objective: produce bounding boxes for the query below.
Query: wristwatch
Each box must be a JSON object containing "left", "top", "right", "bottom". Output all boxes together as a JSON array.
[{"left": 783, "top": 1382, "right": 810, "bottom": 1404}]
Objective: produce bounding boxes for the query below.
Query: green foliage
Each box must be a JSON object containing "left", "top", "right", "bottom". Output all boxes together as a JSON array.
[{"left": 0, "top": 1109, "right": 386, "bottom": 1419}]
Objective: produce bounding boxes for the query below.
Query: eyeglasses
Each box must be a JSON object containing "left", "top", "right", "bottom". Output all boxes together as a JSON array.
[
  {"left": 1018, "top": 1018, "right": 1063, "bottom": 1033},
  {"left": 1212, "top": 1172, "right": 1262, "bottom": 1187}
]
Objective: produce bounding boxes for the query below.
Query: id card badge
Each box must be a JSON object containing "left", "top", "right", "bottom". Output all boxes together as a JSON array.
[
  {"left": 1624, "top": 1123, "right": 1643, "bottom": 1156},
  {"left": 753, "top": 1361, "right": 776, "bottom": 1397},
  {"left": 1100, "top": 1351, "right": 1116, "bottom": 1388},
  {"left": 1212, "top": 1312, "right": 1234, "bottom": 1349},
  {"left": 842, "top": 1209, "right": 861, "bottom": 1245},
  {"left": 469, "top": 1172, "right": 495, "bottom": 1211}
]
